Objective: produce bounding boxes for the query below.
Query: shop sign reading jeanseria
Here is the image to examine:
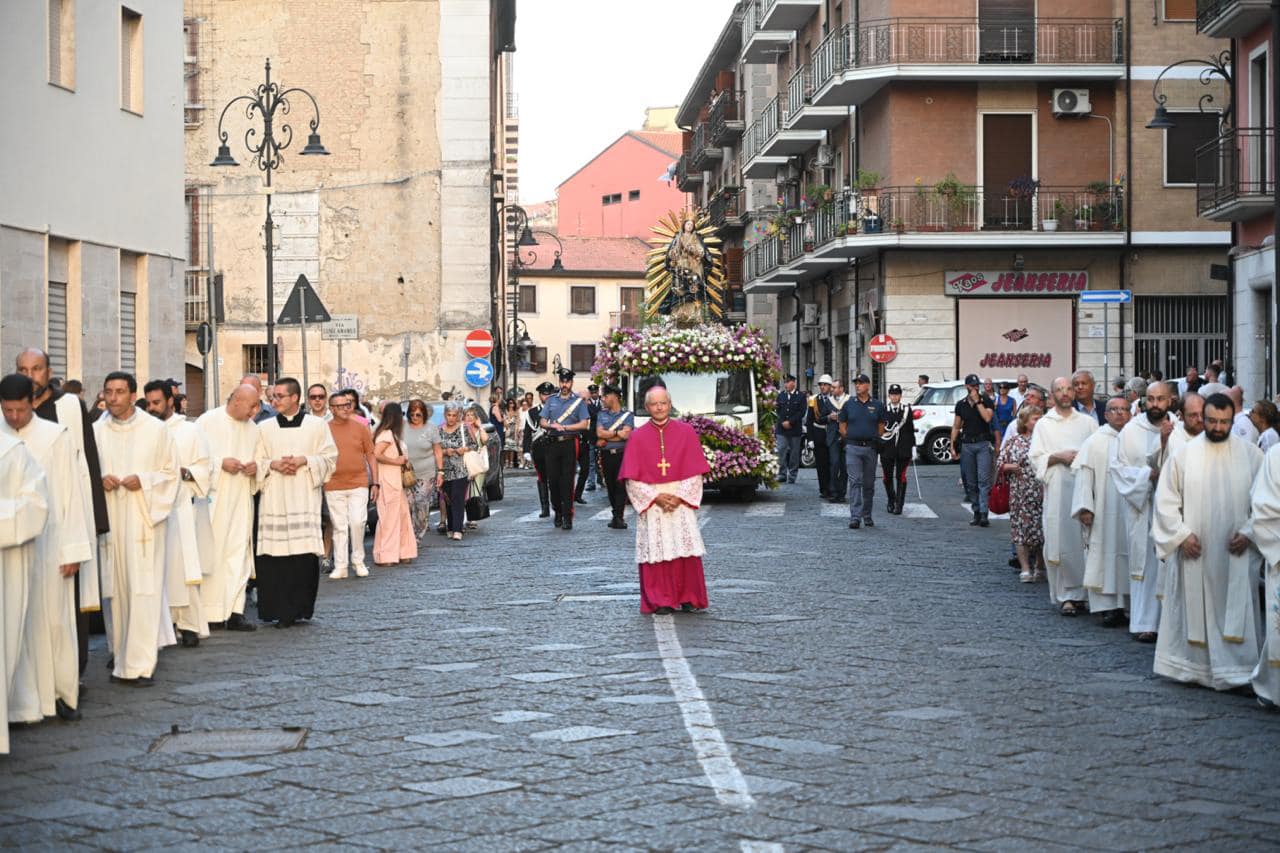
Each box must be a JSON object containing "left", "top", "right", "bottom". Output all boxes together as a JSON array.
[{"left": 944, "top": 270, "right": 1089, "bottom": 296}]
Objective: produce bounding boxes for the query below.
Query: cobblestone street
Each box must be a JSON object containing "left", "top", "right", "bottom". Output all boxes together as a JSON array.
[{"left": 3, "top": 468, "right": 1279, "bottom": 851}]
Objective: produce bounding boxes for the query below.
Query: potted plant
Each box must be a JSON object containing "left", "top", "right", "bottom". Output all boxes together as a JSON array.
[
  {"left": 1007, "top": 175, "right": 1040, "bottom": 199},
  {"left": 856, "top": 168, "right": 881, "bottom": 194},
  {"left": 892, "top": 218, "right": 906, "bottom": 234},
  {"left": 1074, "top": 203, "right": 1092, "bottom": 231},
  {"left": 1043, "top": 198, "right": 1065, "bottom": 232}
]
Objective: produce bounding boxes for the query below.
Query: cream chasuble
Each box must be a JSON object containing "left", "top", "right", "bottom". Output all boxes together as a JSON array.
[
  {"left": 1241, "top": 444, "right": 1280, "bottom": 705},
  {"left": 1069, "top": 424, "right": 1129, "bottom": 611},
  {"left": 1111, "top": 415, "right": 1170, "bottom": 634},
  {"left": 94, "top": 411, "right": 179, "bottom": 680},
  {"left": 0, "top": 435, "right": 49, "bottom": 753},
  {"left": 1029, "top": 407, "right": 1097, "bottom": 605},
  {"left": 1, "top": 417, "right": 91, "bottom": 721},
  {"left": 53, "top": 393, "right": 101, "bottom": 612},
  {"left": 195, "top": 407, "right": 263, "bottom": 622},
  {"left": 256, "top": 414, "right": 337, "bottom": 557},
  {"left": 163, "top": 415, "right": 211, "bottom": 637},
  {"left": 1152, "top": 434, "right": 1263, "bottom": 690}
]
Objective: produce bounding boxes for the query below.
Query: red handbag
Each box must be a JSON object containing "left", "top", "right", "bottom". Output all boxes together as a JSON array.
[{"left": 987, "top": 475, "right": 1010, "bottom": 515}]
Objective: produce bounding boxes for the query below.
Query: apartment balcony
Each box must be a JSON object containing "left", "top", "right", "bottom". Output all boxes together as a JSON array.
[
  {"left": 676, "top": 153, "right": 702, "bottom": 192},
  {"left": 760, "top": 0, "right": 820, "bottom": 31},
  {"left": 709, "top": 91, "right": 744, "bottom": 146},
  {"left": 781, "top": 66, "right": 847, "bottom": 131},
  {"left": 1196, "top": 0, "right": 1271, "bottom": 37},
  {"left": 689, "top": 122, "right": 723, "bottom": 172},
  {"left": 741, "top": 0, "right": 793, "bottom": 63},
  {"left": 743, "top": 94, "right": 826, "bottom": 177},
  {"left": 811, "top": 17, "right": 1124, "bottom": 107},
  {"left": 1196, "top": 127, "right": 1275, "bottom": 221},
  {"left": 184, "top": 271, "right": 208, "bottom": 329},
  {"left": 745, "top": 185, "right": 1125, "bottom": 291},
  {"left": 709, "top": 188, "right": 748, "bottom": 231}
]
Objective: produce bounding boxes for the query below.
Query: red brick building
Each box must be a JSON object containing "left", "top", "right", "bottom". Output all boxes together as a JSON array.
[{"left": 555, "top": 131, "right": 687, "bottom": 239}]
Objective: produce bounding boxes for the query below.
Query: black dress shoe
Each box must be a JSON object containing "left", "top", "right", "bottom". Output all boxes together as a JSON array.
[
  {"left": 863, "top": 517, "right": 874, "bottom": 527},
  {"left": 208, "top": 621, "right": 225, "bottom": 630},
  {"left": 607, "top": 519, "right": 627, "bottom": 529},
  {"left": 55, "top": 698, "right": 81, "bottom": 721},
  {"left": 554, "top": 517, "right": 563, "bottom": 528},
  {"left": 562, "top": 520, "right": 573, "bottom": 530},
  {"left": 828, "top": 497, "right": 845, "bottom": 504},
  {"left": 275, "top": 618, "right": 295, "bottom": 629},
  {"left": 1101, "top": 609, "right": 1127, "bottom": 628},
  {"left": 978, "top": 515, "right": 990, "bottom": 527},
  {"left": 848, "top": 519, "right": 861, "bottom": 529},
  {"left": 538, "top": 509, "right": 550, "bottom": 518},
  {"left": 653, "top": 606, "right": 675, "bottom": 615},
  {"left": 109, "top": 675, "right": 155, "bottom": 688},
  {"left": 226, "top": 613, "right": 257, "bottom": 632},
  {"left": 178, "top": 629, "right": 200, "bottom": 648},
  {"left": 574, "top": 497, "right": 588, "bottom": 505},
  {"left": 105, "top": 655, "right": 114, "bottom": 671},
  {"left": 970, "top": 511, "right": 982, "bottom": 526}
]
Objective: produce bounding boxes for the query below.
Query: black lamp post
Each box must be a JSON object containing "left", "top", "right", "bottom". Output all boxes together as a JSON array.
[
  {"left": 502, "top": 203, "right": 565, "bottom": 394},
  {"left": 1144, "top": 50, "right": 1233, "bottom": 131},
  {"left": 210, "top": 58, "right": 328, "bottom": 384}
]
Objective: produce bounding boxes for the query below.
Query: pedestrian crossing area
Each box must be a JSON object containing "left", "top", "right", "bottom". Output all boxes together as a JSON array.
[
  {"left": 513, "top": 499, "right": 939, "bottom": 522},
  {"left": 819, "top": 502, "right": 938, "bottom": 519}
]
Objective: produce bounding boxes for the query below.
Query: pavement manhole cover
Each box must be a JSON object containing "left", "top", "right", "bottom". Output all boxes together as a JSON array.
[{"left": 151, "top": 727, "right": 306, "bottom": 757}]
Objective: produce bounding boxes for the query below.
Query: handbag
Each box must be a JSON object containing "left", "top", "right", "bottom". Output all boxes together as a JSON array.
[
  {"left": 987, "top": 474, "right": 1010, "bottom": 515},
  {"left": 465, "top": 477, "right": 490, "bottom": 520},
  {"left": 396, "top": 437, "right": 417, "bottom": 489},
  {"left": 463, "top": 430, "right": 489, "bottom": 477}
]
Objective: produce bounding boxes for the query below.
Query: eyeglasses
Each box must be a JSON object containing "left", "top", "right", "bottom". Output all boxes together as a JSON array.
[
  {"left": 330, "top": 403, "right": 353, "bottom": 410},
  {"left": 308, "top": 394, "right": 326, "bottom": 400}
]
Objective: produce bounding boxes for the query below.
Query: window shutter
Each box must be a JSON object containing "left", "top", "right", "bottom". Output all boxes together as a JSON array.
[
  {"left": 120, "top": 292, "right": 137, "bottom": 374},
  {"left": 1164, "top": 0, "right": 1196, "bottom": 20},
  {"left": 47, "top": 282, "right": 68, "bottom": 379},
  {"left": 48, "top": 0, "right": 61, "bottom": 83}
]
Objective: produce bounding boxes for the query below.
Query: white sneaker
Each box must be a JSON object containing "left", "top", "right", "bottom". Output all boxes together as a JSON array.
[
  {"left": 354, "top": 565, "right": 369, "bottom": 578},
  {"left": 328, "top": 568, "right": 348, "bottom": 580}
]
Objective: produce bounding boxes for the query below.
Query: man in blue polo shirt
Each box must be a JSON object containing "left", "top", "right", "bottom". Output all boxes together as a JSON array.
[{"left": 839, "top": 373, "right": 886, "bottom": 529}]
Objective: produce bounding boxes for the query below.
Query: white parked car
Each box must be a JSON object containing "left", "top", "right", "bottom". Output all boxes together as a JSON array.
[{"left": 911, "top": 379, "right": 1034, "bottom": 465}]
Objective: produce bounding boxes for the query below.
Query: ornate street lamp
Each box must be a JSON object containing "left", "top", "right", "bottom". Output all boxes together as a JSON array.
[
  {"left": 210, "top": 58, "right": 328, "bottom": 383},
  {"left": 1144, "top": 50, "right": 1233, "bottom": 131},
  {"left": 501, "top": 204, "right": 566, "bottom": 394}
]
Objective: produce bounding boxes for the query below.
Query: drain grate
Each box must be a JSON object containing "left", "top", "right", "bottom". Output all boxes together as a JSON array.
[{"left": 151, "top": 727, "right": 307, "bottom": 757}]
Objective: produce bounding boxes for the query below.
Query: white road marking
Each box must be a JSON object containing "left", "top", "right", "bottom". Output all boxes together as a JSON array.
[
  {"left": 901, "top": 502, "right": 939, "bottom": 519},
  {"left": 653, "top": 614, "right": 755, "bottom": 811},
  {"left": 740, "top": 843, "right": 784, "bottom": 853},
  {"left": 820, "top": 503, "right": 847, "bottom": 517},
  {"left": 744, "top": 502, "right": 785, "bottom": 517},
  {"left": 959, "top": 502, "right": 1008, "bottom": 521},
  {"left": 698, "top": 508, "right": 712, "bottom": 529},
  {"left": 516, "top": 510, "right": 543, "bottom": 522}
]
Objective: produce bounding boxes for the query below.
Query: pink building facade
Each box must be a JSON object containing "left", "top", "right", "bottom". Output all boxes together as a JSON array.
[{"left": 555, "top": 131, "right": 688, "bottom": 239}]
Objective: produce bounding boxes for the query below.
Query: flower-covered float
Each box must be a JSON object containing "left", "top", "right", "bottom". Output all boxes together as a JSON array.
[{"left": 592, "top": 317, "right": 782, "bottom": 498}]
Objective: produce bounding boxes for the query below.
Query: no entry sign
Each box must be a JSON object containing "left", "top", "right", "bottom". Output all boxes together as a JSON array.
[
  {"left": 868, "top": 333, "right": 898, "bottom": 364},
  {"left": 464, "top": 329, "right": 494, "bottom": 359}
]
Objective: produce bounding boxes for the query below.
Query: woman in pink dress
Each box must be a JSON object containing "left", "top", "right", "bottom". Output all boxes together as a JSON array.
[{"left": 372, "top": 402, "right": 418, "bottom": 565}]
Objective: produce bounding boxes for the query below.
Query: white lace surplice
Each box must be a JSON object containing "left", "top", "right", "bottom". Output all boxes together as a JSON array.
[{"left": 624, "top": 475, "right": 705, "bottom": 565}]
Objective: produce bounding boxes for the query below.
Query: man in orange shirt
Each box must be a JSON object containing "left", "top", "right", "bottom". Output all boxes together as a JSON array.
[{"left": 325, "top": 392, "right": 376, "bottom": 579}]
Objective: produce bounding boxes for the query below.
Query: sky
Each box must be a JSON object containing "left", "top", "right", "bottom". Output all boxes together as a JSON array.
[{"left": 515, "top": 0, "right": 738, "bottom": 204}]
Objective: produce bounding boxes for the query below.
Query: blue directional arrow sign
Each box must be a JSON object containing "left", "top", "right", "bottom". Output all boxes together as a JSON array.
[
  {"left": 1079, "top": 289, "right": 1131, "bottom": 304},
  {"left": 464, "top": 357, "right": 494, "bottom": 388}
]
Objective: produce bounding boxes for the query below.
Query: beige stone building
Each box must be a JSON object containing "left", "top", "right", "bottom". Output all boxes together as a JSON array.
[{"left": 184, "top": 0, "right": 514, "bottom": 409}]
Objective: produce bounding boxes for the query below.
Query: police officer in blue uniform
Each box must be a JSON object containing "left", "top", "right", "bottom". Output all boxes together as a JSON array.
[
  {"left": 839, "top": 372, "right": 887, "bottom": 529},
  {"left": 776, "top": 374, "right": 807, "bottom": 483},
  {"left": 539, "top": 368, "right": 590, "bottom": 530},
  {"left": 595, "top": 383, "right": 634, "bottom": 529},
  {"left": 574, "top": 383, "right": 603, "bottom": 502},
  {"left": 529, "top": 381, "right": 556, "bottom": 517}
]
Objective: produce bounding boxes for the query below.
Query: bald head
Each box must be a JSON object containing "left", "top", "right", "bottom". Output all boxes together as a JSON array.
[
  {"left": 1145, "top": 381, "right": 1172, "bottom": 423},
  {"left": 240, "top": 374, "right": 264, "bottom": 394},
  {"left": 1229, "top": 385, "right": 1245, "bottom": 411},
  {"left": 1182, "top": 392, "right": 1205, "bottom": 436},
  {"left": 644, "top": 385, "right": 672, "bottom": 423},
  {"left": 1050, "top": 377, "right": 1074, "bottom": 412},
  {"left": 227, "top": 384, "right": 260, "bottom": 422},
  {"left": 14, "top": 348, "right": 52, "bottom": 398}
]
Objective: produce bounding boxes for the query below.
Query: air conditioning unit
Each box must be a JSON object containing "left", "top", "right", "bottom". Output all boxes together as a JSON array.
[
  {"left": 803, "top": 303, "right": 819, "bottom": 326},
  {"left": 776, "top": 161, "right": 801, "bottom": 184},
  {"left": 1052, "top": 88, "right": 1091, "bottom": 117},
  {"left": 813, "top": 143, "right": 834, "bottom": 167}
]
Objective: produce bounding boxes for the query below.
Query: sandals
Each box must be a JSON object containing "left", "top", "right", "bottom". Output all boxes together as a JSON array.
[
  {"left": 1135, "top": 631, "right": 1157, "bottom": 643},
  {"left": 1019, "top": 570, "right": 1033, "bottom": 583},
  {"left": 451, "top": 532, "right": 463, "bottom": 541}
]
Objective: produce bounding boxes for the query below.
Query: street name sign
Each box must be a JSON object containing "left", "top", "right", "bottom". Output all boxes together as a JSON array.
[
  {"left": 465, "top": 329, "right": 494, "bottom": 359},
  {"left": 1078, "top": 290, "right": 1131, "bottom": 304},
  {"left": 464, "top": 357, "right": 494, "bottom": 388},
  {"left": 322, "top": 314, "right": 359, "bottom": 340}
]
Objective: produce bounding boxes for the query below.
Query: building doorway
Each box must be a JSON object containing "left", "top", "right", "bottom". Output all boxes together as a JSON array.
[
  {"left": 1133, "top": 294, "right": 1227, "bottom": 381},
  {"left": 981, "top": 114, "right": 1034, "bottom": 230}
]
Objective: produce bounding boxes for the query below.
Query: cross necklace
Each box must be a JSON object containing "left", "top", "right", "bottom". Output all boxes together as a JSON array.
[{"left": 654, "top": 420, "right": 670, "bottom": 476}]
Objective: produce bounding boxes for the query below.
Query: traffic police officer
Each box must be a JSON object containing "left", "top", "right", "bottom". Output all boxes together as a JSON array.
[
  {"left": 539, "top": 368, "right": 590, "bottom": 529},
  {"left": 878, "top": 383, "right": 916, "bottom": 515},
  {"left": 529, "top": 381, "right": 556, "bottom": 517},
  {"left": 595, "top": 383, "right": 634, "bottom": 529},
  {"left": 839, "top": 372, "right": 887, "bottom": 529}
]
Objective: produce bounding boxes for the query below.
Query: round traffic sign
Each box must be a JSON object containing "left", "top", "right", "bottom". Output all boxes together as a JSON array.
[
  {"left": 464, "top": 357, "right": 494, "bottom": 389},
  {"left": 465, "top": 329, "right": 494, "bottom": 359},
  {"left": 195, "top": 322, "right": 213, "bottom": 356},
  {"left": 868, "top": 333, "right": 898, "bottom": 364}
]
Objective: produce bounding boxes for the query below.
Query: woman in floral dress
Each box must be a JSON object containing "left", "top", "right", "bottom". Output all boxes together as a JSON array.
[{"left": 997, "top": 405, "right": 1045, "bottom": 583}]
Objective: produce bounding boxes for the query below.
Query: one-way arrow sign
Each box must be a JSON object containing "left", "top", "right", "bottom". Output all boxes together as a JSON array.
[{"left": 276, "top": 274, "right": 331, "bottom": 325}]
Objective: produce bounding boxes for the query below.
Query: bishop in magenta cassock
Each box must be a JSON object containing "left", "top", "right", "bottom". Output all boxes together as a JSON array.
[{"left": 618, "top": 385, "right": 711, "bottom": 615}]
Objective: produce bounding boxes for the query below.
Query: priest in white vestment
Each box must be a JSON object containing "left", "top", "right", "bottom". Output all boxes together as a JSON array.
[
  {"left": 1152, "top": 394, "right": 1264, "bottom": 690},
  {"left": 618, "top": 386, "right": 711, "bottom": 614},
  {"left": 1243, "top": 443, "right": 1280, "bottom": 707},
  {"left": 195, "top": 385, "right": 264, "bottom": 630},
  {"left": 1167, "top": 392, "right": 1204, "bottom": 459},
  {"left": 1111, "top": 381, "right": 1176, "bottom": 640},
  {"left": 1070, "top": 395, "right": 1130, "bottom": 624},
  {"left": 0, "top": 432, "right": 49, "bottom": 753},
  {"left": 94, "top": 373, "right": 179, "bottom": 685},
  {"left": 144, "top": 381, "right": 211, "bottom": 646},
  {"left": 255, "top": 378, "right": 337, "bottom": 628},
  {"left": 1, "top": 374, "right": 91, "bottom": 723},
  {"left": 1029, "top": 377, "right": 1098, "bottom": 615}
]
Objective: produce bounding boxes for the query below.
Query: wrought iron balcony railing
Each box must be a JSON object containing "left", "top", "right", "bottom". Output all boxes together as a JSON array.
[
  {"left": 676, "top": 153, "right": 701, "bottom": 191},
  {"left": 744, "top": 95, "right": 783, "bottom": 162},
  {"left": 709, "top": 91, "right": 743, "bottom": 145},
  {"left": 1196, "top": 127, "right": 1274, "bottom": 218},
  {"left": 782, "top": 66, "right": 813, "bottom": 124},
  {"left": 709, "top": 188, "right": 747, "bottom": 229}
]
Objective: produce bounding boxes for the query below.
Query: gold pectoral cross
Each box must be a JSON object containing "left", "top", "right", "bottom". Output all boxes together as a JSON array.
[{"left": 658, "top": 457, "right": 671, "bottom": 476}]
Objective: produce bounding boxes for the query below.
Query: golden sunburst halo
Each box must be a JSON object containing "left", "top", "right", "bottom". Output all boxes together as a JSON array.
[{"left": 644, "top": 208, "right": 726, "bottom": 322}]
